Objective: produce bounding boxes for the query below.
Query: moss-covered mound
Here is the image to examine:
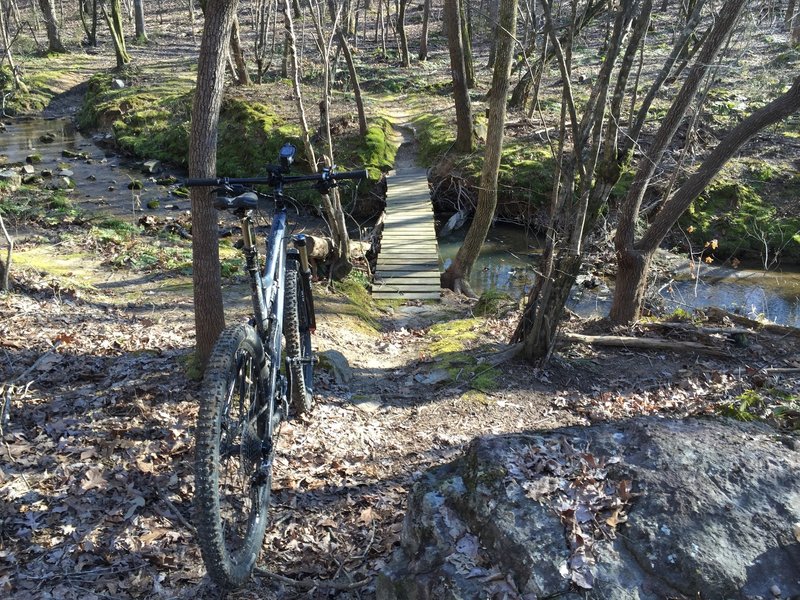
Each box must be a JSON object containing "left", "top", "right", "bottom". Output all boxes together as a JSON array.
[
  {"left": 77, "top": 71, "right": 399, "bottom": 184},
  {"left": 680, "top": 179, "right": 800, "bottom": 263},
  {"left": 78, "top": 69, "right": 194, "bottom": 164}
]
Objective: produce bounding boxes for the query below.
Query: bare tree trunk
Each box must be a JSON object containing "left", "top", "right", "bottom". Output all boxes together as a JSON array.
[
  {"left": 101, "top": 0, "right": 132, "bottom": 68},
  {"left": 611, "top": 74, "right": 800, "bottom": 323},
  {"left": 337, "top": 31, "right": 368, "bottom": 136},
  {"left": 485, "top": 0, "right": 499, "bottom": 69},
  {"left": 283, "top": 0, "right": 317, "bottom": 168},
  {"left": 419, "top": 0, "right": 430, "bottom": 60},
  {"left": 229, "top": 15, "right": 251, "bottom": 85},
  {"left": 514, "top": 0, "right": 642, "bottom": 362},
  {"left": 397, "top": 0, "right": 409, "bottom": 66},
  {"left": 38, "top": 0, "right": 66, "bottom": 52},
  {"left": 791, "top": 0, "right": 800, "bottom": 45},
  {"left": 460, "top": 0, "right": 474, "bottom": 88},
  {"left": 0, "top": 3, "right": 28, "bottom": 92},
  {"left": 444, "top": 0, "right": 473, "bottom": 152},
  {"left": 0, "top": 212, "right": 12, "bottom": 291},
  {"left": 624, "top": 0, "right": 707, "bottom": 150},
  {"left": 79, "top": 0, "right": 99, "bottom": 46},
  {"left": 613, "top": 0, "right": 746, "bottom": 300},
  {"left": 254, "top": 0, "right": 273, "bottom": 81},
  {"left": 441, "top": 0, "right": 517, "bottom": 296},
  {"left": 189, "top": 0, "right": 239, "bottom": 365},
  {"left": 133, "top": 0, "right": 146, "bottom": 41},
  {"left": 307, "top": 0, "right": 352, "bottom": 279}
]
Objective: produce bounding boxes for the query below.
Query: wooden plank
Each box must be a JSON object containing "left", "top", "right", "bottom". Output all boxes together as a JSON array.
[
  {"left": 375, "top": 263, "right": 437, "bottom": 270},
  {"left": 375, "top": 170, "right": 440, "bottom": 302},
  {"left": 373, "top": 292, "right": 441, "bottom": 300},
  {"left": 375, "top": 271, "right": 441, "bottom": 282}
]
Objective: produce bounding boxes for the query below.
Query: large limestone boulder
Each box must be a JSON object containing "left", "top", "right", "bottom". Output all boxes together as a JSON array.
[{"left": 378, "top": 418, "right": 800, "bottom": 599}]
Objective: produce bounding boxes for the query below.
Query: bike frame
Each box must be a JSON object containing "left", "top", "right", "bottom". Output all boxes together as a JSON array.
[{"left": 239, "top": 199, "right": 292, "bottom": 454}]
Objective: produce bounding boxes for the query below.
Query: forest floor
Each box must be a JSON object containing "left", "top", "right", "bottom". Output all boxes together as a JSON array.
[{"left": 2, "top": 7, "right": 800, "bottom": 600}]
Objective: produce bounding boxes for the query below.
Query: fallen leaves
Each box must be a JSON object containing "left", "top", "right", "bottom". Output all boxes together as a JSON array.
[{"left": 507, "top": 438, "right": 635, "bottom": 590}]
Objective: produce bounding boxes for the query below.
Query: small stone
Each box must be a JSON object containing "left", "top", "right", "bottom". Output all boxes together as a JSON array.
[
  {"left": 56, "top": 169, "right": 74, "bottom": 177},
  {"left": 770, "top": 585, "right": 781, "bottom": 597},
  {"left": 112, "top": 78, "right": 125, "bottom": 89},
  {"left": 26, "top": 154, "right": 42, "bottom": 164},
  {"left": 318, "top": 350, "right": 352, "bottom": 385},
  {"left": 0, "top": 169, "right": 21, "bottom": 188},
  {"left": 86, "top": 174, "right": 97, "bottom": 181},
  {"left": 142, "top": 159, "right": 161, "bottom": 174},
  {"left": 21, "top": 164, "right": 35, "bottom": 174},
  {"left": 39, "top": 132, "right": 56, "bottom": 143},
  {"left": 146, "top": 199, "right": 160, "bottom": 210},
  {"left": 40, "top": 169, "right": 53, "bottom": 177},
  {"left": 108, "top": 186, "right": 115, "bottom": 191},
  {"left": 62, "top": 149, "right": 88, "bottom": 159},
  {"left": 793, "top": 522, "right": 800, "bottom": 542},
  {"left": 350, "top": 394, "right": 383, "bottom": 414}
]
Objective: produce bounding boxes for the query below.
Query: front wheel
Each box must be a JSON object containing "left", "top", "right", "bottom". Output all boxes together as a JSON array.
[
  {"left": 284, "top": 261, "right": 314, "bottom": 415},
  {"left": 194, "top": 325, "right": 271, "bottom": 588}
]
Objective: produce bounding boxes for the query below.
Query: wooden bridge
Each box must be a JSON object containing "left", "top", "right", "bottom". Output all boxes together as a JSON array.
[{"left": 372, "top": 169, "right": 442, "bottom": 301}]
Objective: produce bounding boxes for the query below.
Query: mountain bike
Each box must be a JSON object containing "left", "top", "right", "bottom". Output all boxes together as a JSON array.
[{"left": 185, "top": 143, "right": 366, "bottom": 588}]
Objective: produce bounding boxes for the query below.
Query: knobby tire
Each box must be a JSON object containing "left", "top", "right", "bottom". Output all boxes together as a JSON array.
[
  {"left": 284, "top": 261, "right": 314, "bottom": 414},
  {"left": 194, "top": 325, "right": 272, "bottom": 588}
]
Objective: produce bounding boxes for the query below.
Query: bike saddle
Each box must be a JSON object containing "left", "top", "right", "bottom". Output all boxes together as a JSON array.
[{"left": 214, "top": 192, "right": 259, "bottom": 211}]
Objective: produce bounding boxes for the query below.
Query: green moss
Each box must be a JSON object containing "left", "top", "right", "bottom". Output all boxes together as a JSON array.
[
  {"left": 473, "top": 290, "right": 513, "bottom": 317},
  {"left": 179, "top": 352, "right": 204, "bottom": 381},
  {"left": 332, "top": 275, "right": 381, "bottom": 330},
  {"left": 681, "top": 180, "right": 800, "bottom": 262},
  {"left": 428, "top": 318, "right": 481, "bottom": 354},
  {"left": 359, "top": 117, "right": 398, "bottom": 176},
  {"left": 216, "top": 97, "right": 300, "bottom": 176},
  {"left": 413, "top": 114, "right": 453, "bottom": 164},
  {"left": 425, "top": 318, "right": 501, "bottom": 391},
  {"left": 78, "top": 69, "right": 194, "bottom": 164}
]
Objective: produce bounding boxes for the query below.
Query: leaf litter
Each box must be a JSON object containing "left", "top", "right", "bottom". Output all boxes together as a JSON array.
[{"left": 2, "top": 266, "right": 798, "bottom": 598}]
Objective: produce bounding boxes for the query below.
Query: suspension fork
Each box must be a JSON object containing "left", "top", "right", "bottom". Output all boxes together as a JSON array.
[{"left": 292, "top": 234, "right": 317, "bottom": 332}]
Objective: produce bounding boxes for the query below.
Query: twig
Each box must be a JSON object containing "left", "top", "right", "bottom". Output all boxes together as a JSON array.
[
  {"left": 157, "top": 491, "right": 196, "bottom": 535},
  {"left": 560, "top": 332, "right": 732, "bottom": 357},
  {"left": 254, "top": 566, "right": 371, "bottom": 590},
  {"left": 355, "top": 518, "right": 378, "bottom": 561}
]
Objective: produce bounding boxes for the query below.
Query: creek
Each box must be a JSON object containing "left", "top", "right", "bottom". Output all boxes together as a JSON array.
[
  {"left": 439, "top": 225, "right": 800, "bottom": 328},
  {"left": 6, "top": 117, "right": 799, "bottom": 327},
  {"left": 1, "top": 116, "right": 184, "bottom": 220}
]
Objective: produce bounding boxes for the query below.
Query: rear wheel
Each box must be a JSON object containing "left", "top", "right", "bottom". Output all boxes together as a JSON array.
[
  {"left": 284, "top": 261, "right": 314, "bottom": 415},
  {"left": 194, "top": 325, "right": 271, "bottom": 588}
]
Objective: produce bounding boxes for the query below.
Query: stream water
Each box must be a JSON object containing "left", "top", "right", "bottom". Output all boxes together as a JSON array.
[
  {"left": 439, "top": 225, "right": 800, "bottom": 328},
  {"left": 1, "top": 117, "right": 183, "bottom": 220},
  {"left": 5, "top": 117, "right": 799, "bottom": 327}
]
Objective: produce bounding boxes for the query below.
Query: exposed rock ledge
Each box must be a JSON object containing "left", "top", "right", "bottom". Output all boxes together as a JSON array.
[{"left": 378, "top": 418, "right": 800, "bottom": 600}]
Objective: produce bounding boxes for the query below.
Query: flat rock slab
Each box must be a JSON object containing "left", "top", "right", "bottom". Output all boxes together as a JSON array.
[{"left": 378, "top": 418, "right": 800, "bottom": 600}]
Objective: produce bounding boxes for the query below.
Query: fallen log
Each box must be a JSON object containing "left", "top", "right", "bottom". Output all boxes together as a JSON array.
[
  {"left": 705, "top": 307, "right": 800, "bottom": 339},
  {"left": 643, "top": 322, "right": 754, "bottom": 336},
  {"left": 560, "top": 332, "right": 732, "bottom": 357}
]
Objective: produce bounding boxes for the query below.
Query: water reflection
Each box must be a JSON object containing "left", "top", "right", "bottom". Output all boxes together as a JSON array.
[
  {"left": 439, "top": 224, "right": 800, "bottom": 327},
  {"left": 1, "top": 117, "right": 183, "bottom": 220}
]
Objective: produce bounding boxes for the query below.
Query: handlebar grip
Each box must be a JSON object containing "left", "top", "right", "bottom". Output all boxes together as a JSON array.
[
  {"left": 184, "top": 178, "right": 222, "bottom": 187},
  {"left": 333, "top": 170, "right": 368, "bottom": 181}
]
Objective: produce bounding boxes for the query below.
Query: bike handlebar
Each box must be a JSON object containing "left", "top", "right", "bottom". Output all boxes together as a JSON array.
[{"left": 184, "top": 169, "right": 368, "bottom": 188}]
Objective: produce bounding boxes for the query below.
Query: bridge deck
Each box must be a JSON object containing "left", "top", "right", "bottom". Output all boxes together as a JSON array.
[{"left": 373, "top": 170, "right": 441, "bottom": 301}]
